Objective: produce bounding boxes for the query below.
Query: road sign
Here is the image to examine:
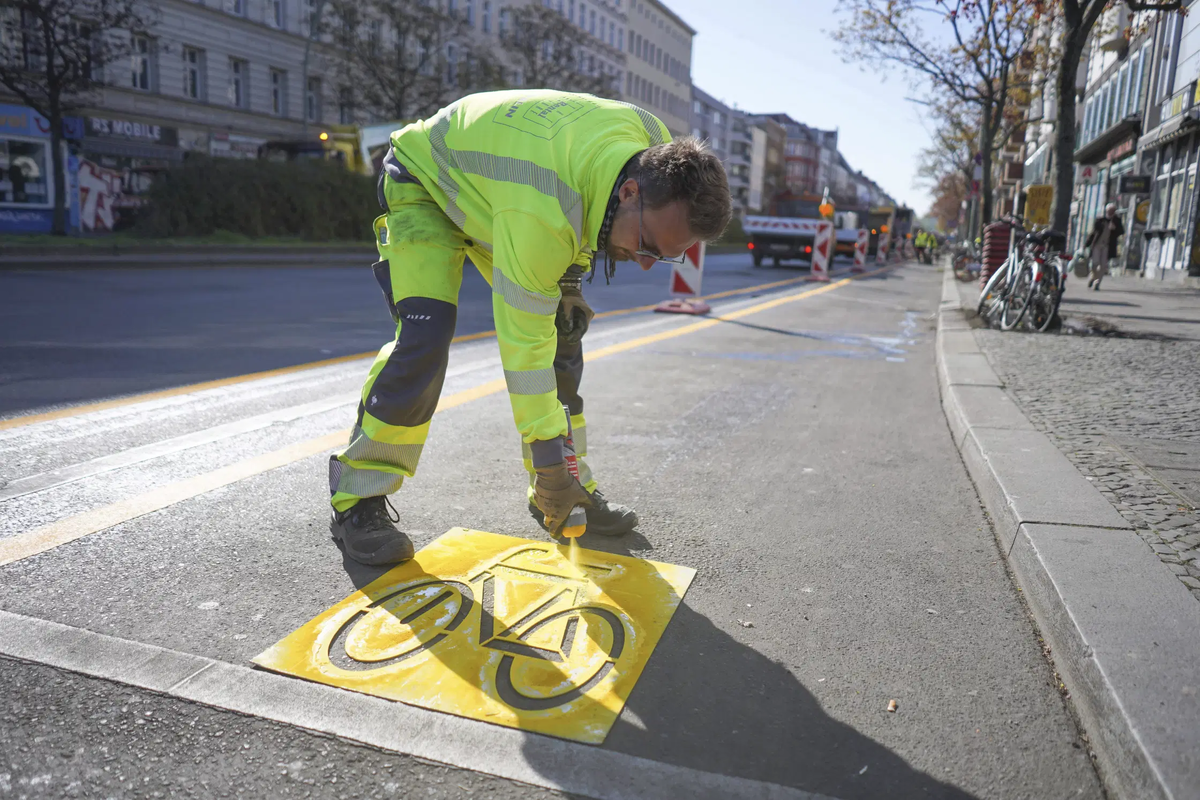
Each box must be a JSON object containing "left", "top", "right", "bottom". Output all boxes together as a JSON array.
[
  {"left": 669, "top": 241, "right": 705, "bottom": 295},
  {"left": 1025, "top": 185, "right": 1053, "bottom": 225},
  {"left": 255, "top": 528, "right": 695, "bottom": 744},
  {"left": 852, "top": 228, "right": 869, "bottom": 273},
  {"left": 811, "top": 221, "right": 833, "bottom": 282}
]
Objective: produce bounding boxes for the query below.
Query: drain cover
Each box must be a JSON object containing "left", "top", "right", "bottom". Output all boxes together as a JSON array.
[{"left": 1109, "top": 437, "right": 1200, "bottom": 509}]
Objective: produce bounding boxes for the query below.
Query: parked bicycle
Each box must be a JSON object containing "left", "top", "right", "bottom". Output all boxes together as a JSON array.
[{"left": 977, "top": 218, "right": 1069, "bottom": 333}]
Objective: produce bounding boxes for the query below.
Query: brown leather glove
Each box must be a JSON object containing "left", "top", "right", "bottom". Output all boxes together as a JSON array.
[
  {"left": 557, "top": 268, "right": 594, "bottom": 346},
  {"left": 533, "top": 460, "right": 594, "bottom": 534}
]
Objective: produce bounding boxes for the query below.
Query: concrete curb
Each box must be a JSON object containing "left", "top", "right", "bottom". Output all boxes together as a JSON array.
[
  {"left": 935, "top": 268, "right": 1200, "bottom": 800},
  {"left": 0, "top": 610, "right": 826, "bottom": 800}
]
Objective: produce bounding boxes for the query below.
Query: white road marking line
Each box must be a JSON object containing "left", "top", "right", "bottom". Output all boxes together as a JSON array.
[
  {"left": 0, "top": 393, "right": 360, "bottom": 502},
  {"left": 0, "top": 609, "right": 832, "bottom": 800}
]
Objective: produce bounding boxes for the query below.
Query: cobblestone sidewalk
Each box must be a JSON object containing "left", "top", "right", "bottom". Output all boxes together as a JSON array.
[{"left": 964, "top": 278, "right": 1200, "bottom": 602}]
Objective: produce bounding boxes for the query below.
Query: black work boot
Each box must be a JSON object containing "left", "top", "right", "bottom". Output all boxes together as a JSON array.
[
  {"left": 330, "top": 496, "right": 414, "bottom": 566},
  {"left": 528, "top": 489, "right": 639, "bottom": 537}
]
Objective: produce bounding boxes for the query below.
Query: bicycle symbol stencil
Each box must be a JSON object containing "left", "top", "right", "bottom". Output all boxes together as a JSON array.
[{"left": 254, "top": 527, "right": 695, "bottom": 744}]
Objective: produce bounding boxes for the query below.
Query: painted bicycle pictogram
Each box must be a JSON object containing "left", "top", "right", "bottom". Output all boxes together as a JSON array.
[{"left": 319, "top": 544, "right": 629, "bottom": 711}]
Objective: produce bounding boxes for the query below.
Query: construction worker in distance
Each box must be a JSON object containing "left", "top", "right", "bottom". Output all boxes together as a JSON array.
[{"left": 326, "top": 89, "right": 733, "bottom": 566}]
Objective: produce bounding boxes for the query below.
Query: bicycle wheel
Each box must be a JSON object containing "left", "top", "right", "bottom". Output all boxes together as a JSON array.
[
  {"left": 493, "top": 604, "right": 626, "bottom": 711},
  {"left": 323, "top": 579, "right": 475, "bottom": 673},
  {"left": 1029, "top": 269, "right": 1062, "bottom": 333},
  {"left": 977, "top": 260, "right": 1009, "bottom": 323},
  {"left": 999, "top": 262, "right": 1034, "bottom": 330}
]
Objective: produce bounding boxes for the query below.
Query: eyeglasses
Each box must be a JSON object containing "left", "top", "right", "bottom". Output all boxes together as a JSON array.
[{"left": 634, "top": 193, "right": 688, "bottom": 264}]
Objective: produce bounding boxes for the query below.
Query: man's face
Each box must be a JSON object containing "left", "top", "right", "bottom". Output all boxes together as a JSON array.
[
  {"left": 1105, "top": 205, "right": 1116, "bottom": 218},
  {"left": 605, "top": 178, "right": 698, "bottom": 270}
]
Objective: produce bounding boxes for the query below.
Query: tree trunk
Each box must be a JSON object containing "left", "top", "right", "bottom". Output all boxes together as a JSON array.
[
  {"left": 1051, "top": 34, "right": 1085, "bottom": 236},
  {"left": 48, "top": 105, "right": 68, "bottom": 236},
  {"left": 979, "top": 111, "right": 994, "bottom": 227}
]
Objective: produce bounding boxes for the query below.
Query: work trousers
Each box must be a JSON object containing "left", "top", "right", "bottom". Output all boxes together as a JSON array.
[{"left": 328, "top": 181, "right": 596, "bottom": 513}]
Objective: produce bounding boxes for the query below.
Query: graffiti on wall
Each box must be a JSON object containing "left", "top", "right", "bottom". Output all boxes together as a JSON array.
[{"left": 77, "top": 159, "right": 123, "bottom": 231}]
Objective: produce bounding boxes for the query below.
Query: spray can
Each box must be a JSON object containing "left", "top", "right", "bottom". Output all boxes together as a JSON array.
[{"left": 560, "top": 405, "right": 587, "bottom": 539}]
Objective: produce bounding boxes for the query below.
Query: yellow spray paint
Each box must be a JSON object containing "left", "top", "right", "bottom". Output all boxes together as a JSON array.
[
  {"left": 560, "top": 405, "right": 587, "bottom": 540},
  {"left": 254, "top": 528, "right": 694, "bottom": 744}
]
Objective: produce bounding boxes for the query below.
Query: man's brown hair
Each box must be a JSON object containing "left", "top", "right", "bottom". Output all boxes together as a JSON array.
[{"left": 629, "top": 136, "right": 732, "bottom": 241}]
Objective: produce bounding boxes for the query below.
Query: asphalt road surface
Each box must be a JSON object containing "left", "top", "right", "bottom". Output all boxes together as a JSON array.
[
  {"left": 0, "top": 250, "right": 816, "bottom": 417},
  {"left": 0, "top": 261, "right": 1103, "bottom": 799}
]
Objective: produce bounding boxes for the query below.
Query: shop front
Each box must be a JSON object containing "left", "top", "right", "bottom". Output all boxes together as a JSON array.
[
  {"left": 1135, "top": 82, "right": 1200, "bottom": 279},
  {"left": 0, "top": 104, "right": 82, "bottom": 234},
  {"left": 79, "top": 115, "right": 183, "bottom": 232}
]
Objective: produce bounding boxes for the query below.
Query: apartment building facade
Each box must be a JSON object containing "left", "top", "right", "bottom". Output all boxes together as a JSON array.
[
  {"left": 690, "top": 86, "right": 751, "bottom": 216},
  {"left": 621, "top": 0, "right": 693, "bottom": 136}
]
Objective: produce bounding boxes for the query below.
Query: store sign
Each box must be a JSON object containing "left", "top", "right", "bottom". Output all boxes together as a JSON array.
[
  {"left": 1118, "top": 174, "right": 1151, "bottom": 194},
  {"left": 1076, "top": 164, "right": 1099, "bottom": 185},
  {"left": 1107, "top": 138, "right": 1135, "bottom": 162},
  {"left": 87, "top": 117, "right": 178, "bottom": 147},
  {"left": 0, "top": 104, "right": 50, "bottom": 137},
  {"left": 1025, "top": 185, "right": 1053, "bottom": 225},
  {"left": 210, "top": 133, "right": 266, "bottom": 159}
]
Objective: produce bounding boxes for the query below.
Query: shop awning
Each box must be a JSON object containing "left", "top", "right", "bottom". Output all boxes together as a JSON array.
[
  {"left": 81, "top": 137, "right": 184, "bottom": 163},
  {"left": 1136, "top": 111, "right": 1200, "bottom": 153},
  {"left": 1074, "top": 117, "right": 1142, "bottom": 164}
]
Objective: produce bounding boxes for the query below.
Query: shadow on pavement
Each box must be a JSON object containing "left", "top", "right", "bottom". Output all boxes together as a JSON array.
[
  {"left": 334, "top": 529, "right": 971, "bottom": 799},
  {"left": 525, "top": 600, "right": 976, "bottom": 800}
]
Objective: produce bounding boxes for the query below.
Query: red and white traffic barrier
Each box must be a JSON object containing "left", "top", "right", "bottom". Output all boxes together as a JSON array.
[
  {"left": 810, "top": 221, "right": 833, "bottom": 282},
  {"left": 876, "top": 234, "right": 890, "bottom": 265},
  {"left": 654, "top": 241, "right": 711, "bottom": 315},
  {"left": 852, "top": 228, "right": 869, "bottom": 273}
]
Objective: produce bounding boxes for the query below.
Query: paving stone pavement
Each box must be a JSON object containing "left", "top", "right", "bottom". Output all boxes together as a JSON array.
[{"left": 971, "top": 323, "right": 1200, "bottom": 602}]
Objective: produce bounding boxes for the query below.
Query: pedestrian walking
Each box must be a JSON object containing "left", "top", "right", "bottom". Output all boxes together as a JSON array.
[
  {"left": 326, "top": 89, "right": 732, "bottom": 566},
  {"left": 1084, "top": 203, "right": 1124, "bottom": 290}
]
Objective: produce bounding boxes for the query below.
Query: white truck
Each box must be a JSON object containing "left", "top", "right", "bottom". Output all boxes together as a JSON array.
[{"left": 742, "top": 208, "right": 861, "bottom": 268}]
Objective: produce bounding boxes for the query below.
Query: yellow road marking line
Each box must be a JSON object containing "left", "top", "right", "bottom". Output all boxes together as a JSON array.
[
  {"left": 0, "top": 269, "right": 841, "bottom": 432},
  {"left": 0, "top": 266, "right": 891, "bottom": 567}
]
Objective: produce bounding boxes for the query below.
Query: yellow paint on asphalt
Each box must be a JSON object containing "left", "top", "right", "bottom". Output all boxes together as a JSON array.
[
  {"left": 0, "top": 270, "right": 845, "bottom": 432},
  {"left": 253, "top": 527, "right": 695, "bottom": 744},
  {"left": 0, "top": 266, "right": 892, "bottom": 567}
]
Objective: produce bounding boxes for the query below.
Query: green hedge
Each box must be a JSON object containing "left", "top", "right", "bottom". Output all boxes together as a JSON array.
[{"left": 134, "top": 157, "right": 378, "bottom": 241}]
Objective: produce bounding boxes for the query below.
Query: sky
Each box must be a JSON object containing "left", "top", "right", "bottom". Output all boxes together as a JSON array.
[{"left": 670, "top": 0, "right": 935, "bottom": 212}]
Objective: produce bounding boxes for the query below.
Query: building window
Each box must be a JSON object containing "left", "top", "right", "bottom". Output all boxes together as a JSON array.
[
  {"left": 182, "top": 46, "right": 205, "bottom": 100},
  {"left": 306, "top": 76, "right": 321, "bottom": 122},
  {"left": 271, "top": 0, "right": 284, "bottom": 28},
  {"left": 579, "top": 2, "right": 586, "bottom": 26},
  {"left": 228, "top": 58, "right": 248, "bottom": 108},
  {"left": 482, "top": 1, "right": 491, "bottom": 32},
  {"left": 339, "top": 101, "right": 354, "bottom": 124},
  {"left": 271, "top": 68, "right": 287, "bottom": 116},
  {"left": 448, "top": 0, "right": 457, "bottom": 12},
  {"left": 446, "top": 43, "right": 457, "bottom": 85},
  {"left": 232, "top": 0, "right": 246, "bottom": 16},
  {"left": 466, "top": 0, "right": 475, "bottom": 26},
  {"left": 130, "top": 34, "right": 152, "bottom": 91},
  {"left": 498, "top": 7, "right": 508, "bottom": 34},
  {"left": 618, "top": 28, "right": 624, "bottom": 51},
  {"left": 0, "top": 139, "right": 51, "bottom": 206}
]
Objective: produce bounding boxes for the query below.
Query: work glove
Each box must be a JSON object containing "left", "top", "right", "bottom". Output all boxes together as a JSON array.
[
  {"left": 556, "top": 267, "right": 594, "bottom": 346},
  {"left": 533, "top": 460, "right": 594, "bottom": 534}
]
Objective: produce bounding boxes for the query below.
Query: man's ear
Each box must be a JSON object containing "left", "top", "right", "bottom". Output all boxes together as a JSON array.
[{"left": 618, "top": 178, "right": 639, "bottom": 203}]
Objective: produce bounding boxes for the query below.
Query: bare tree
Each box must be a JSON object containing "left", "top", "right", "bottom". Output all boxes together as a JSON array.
[
  {"left": 495, "top": 4, "right": 618, "bottom": 97},
  {"left": 0, "top": 0, "right": 153, "bottom": 234},
  {"left": 834, "top": 0, "right": 1036, "bottom": 230},
  {"left": 325, "top": 0, "right": 491, "bottom": 124}
]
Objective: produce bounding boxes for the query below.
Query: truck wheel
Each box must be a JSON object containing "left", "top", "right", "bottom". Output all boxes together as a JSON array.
[
  {"left": 752, "top": 252, "right": 763, "bottom": 267},
  {"left": 773, "top": 257, "right": 782, "bottom": 267}
]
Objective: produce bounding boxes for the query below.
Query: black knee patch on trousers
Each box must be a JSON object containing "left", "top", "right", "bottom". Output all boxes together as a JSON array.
[{"left": 363, "top": 297, "right": 458, "bottom": 428}]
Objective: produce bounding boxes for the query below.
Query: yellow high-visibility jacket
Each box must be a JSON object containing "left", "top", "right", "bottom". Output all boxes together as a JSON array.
[{"left": 389, "top": 89, "right": 670, "bottom": 444}]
